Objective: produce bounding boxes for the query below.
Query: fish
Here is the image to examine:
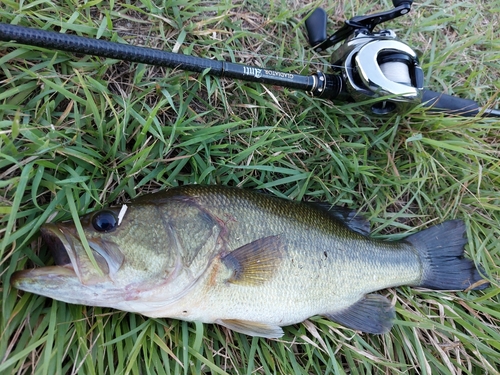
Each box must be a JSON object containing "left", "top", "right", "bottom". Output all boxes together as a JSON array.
[{"left": 11, "top": 185, "right": 488, "bottom": 338}]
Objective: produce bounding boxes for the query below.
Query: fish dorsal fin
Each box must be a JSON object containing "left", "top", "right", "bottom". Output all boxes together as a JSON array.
[
  {"left": 324, "top": 294, "right": 395, "bottom": 334},
  {"left": 216, "top": 319, "right": 284, "bottom": 338},
  {"left": 222, "top": 235, "right": 285, "bottom": 286},
  {"left": 310, "top": 203, "right": 370, "bottom": 236}
]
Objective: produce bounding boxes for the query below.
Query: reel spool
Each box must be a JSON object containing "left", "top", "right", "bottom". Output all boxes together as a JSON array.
[{"left": 331, "top": 31, "right": 424, "bottom": 115}]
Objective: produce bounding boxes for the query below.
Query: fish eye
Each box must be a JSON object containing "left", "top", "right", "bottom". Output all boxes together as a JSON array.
[{"left": 92, "top": 211, "right": 118, "bottom": 232}]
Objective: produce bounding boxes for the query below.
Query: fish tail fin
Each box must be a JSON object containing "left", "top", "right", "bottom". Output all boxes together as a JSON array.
[{"left": 406, "top": 220, "right": 489, "bottom": 290}]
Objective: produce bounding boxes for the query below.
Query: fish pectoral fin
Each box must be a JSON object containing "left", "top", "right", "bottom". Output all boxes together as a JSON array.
[
  {"left": 216, "top": 319, "right": 284, "bottom": 338},
  {"left": 221, "top": 235, "right": 285, "bottom": 286},
  {"left": 324, "top": 294, "right": 395, "bottom": 334}
]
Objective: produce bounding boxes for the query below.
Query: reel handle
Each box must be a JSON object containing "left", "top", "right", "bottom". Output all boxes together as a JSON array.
[{"left": 306, "top": 1, "right": 414, "bottom": 52}]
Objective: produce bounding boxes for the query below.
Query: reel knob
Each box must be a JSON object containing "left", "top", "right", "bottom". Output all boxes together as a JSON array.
[
  {"left": 305, "top": 8, "right": 327, "bottom": 47},
  {"left": 392, "top": 0, "right": 414, "bottom": 7}
]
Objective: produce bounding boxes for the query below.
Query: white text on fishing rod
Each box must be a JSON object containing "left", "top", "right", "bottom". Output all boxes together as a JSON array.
[
  {"left": 243, "top": 67, "right": 262, "bottom": 78},
  {"left": 243, "top": 67, "right": 294, "bottom": 80}
]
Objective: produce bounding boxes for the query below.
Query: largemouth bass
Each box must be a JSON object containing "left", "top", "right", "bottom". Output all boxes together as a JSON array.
[{"left": 11, "top": 185, "right": 488, "bottom": 338}]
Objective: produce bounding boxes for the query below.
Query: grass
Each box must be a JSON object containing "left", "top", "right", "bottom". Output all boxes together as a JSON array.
[{"left": 0, "top": 0, "right": 499, "bottom": 373}]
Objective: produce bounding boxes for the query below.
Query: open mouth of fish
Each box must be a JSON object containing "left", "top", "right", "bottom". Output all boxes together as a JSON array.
[
  {"left": 12, "top": 223, "right": 124, "bottom": 288},
  {"left": 42, "top": 225, "right": 75, "bottom": 269}
]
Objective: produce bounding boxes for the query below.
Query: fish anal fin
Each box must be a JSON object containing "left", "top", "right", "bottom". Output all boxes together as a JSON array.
[
  {"left": 310, "top": 203, "right": 370, "bottom": 236},
  {"left": 222, "top": 235, "right": 284, "bottom": 286},
  {"left": 324, "top": 294, "right": 395, "bottom": 334},
  {"left": 217, "top": 319, "right": 284, "bottom": 338}
]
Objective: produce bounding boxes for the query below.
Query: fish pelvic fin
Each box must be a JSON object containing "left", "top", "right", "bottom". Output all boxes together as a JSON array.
[
  {"left": 216, "top": 319, "right": 284, "bottom": 338},
  {"left": 406, "top": 220, "right": 489, "bottom": 290},
  {"left": 222, "top": 235, "right": 285, "bottom": 286},
  {"left": 324, "top": 294, "right": 395, "bottom": 334}
]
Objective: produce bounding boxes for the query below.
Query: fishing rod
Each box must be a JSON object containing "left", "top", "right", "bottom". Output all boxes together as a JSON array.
[{"left": 0, "top": 0, "right": 498, "bottom": 117}]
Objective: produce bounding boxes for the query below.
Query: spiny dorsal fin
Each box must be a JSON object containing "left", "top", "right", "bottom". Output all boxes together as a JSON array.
[
  {"left": 310, "top": 203, "right": 370, "bottom": 236},
  {"left": 222, "top": 235, "right": 285, "bottom": 286},
  {"left": 216, "top": 319, "right": 284, "bottom": 338},
  {"left": 324, "top": 294, "right": 395, "bottom": 334}
]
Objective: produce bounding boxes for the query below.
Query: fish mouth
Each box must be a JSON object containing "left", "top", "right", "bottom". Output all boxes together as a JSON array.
[
  {"left": 44, "top": 223, "right": 113, "bottom": 282},
  {"left": 11, "top": 223, "right": 120, "bottom": 297},
  {"left": 41, "top": 224, "right": 73, "bottom": 268}
]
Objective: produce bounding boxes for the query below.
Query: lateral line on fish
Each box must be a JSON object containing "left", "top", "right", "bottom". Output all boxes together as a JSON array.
[{"left": 117, "top": 204, "right": 128, "bottom": 226}]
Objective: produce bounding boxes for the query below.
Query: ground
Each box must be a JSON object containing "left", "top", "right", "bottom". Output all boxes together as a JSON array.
[{"left": 0, "top": 0, "right": 499, "bottom": 374}]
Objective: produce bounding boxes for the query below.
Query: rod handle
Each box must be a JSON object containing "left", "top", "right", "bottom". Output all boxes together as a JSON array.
[
  {"left": 422, "top": 90, "right": 483, "bottom": 117},
  {"left": 422, "top": 90, "right": 500, "bottom": 117}
]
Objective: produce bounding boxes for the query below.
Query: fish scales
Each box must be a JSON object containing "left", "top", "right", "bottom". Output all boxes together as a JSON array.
[
  {"left": 11, "top": 185, "right": 488, "bottom": 338},
  {"left": 146, "top": 186, "right": 421, "bottom": 324}
]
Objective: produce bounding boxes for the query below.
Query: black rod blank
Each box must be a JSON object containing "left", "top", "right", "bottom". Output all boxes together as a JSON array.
[{"left": 0, "top": 23, "right": 322, "bottom": 92}]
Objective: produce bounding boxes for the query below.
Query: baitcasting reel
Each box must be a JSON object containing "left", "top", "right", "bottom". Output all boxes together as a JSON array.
[{"left": 305, "top": 0, "right": 424, "bottom": 115}]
